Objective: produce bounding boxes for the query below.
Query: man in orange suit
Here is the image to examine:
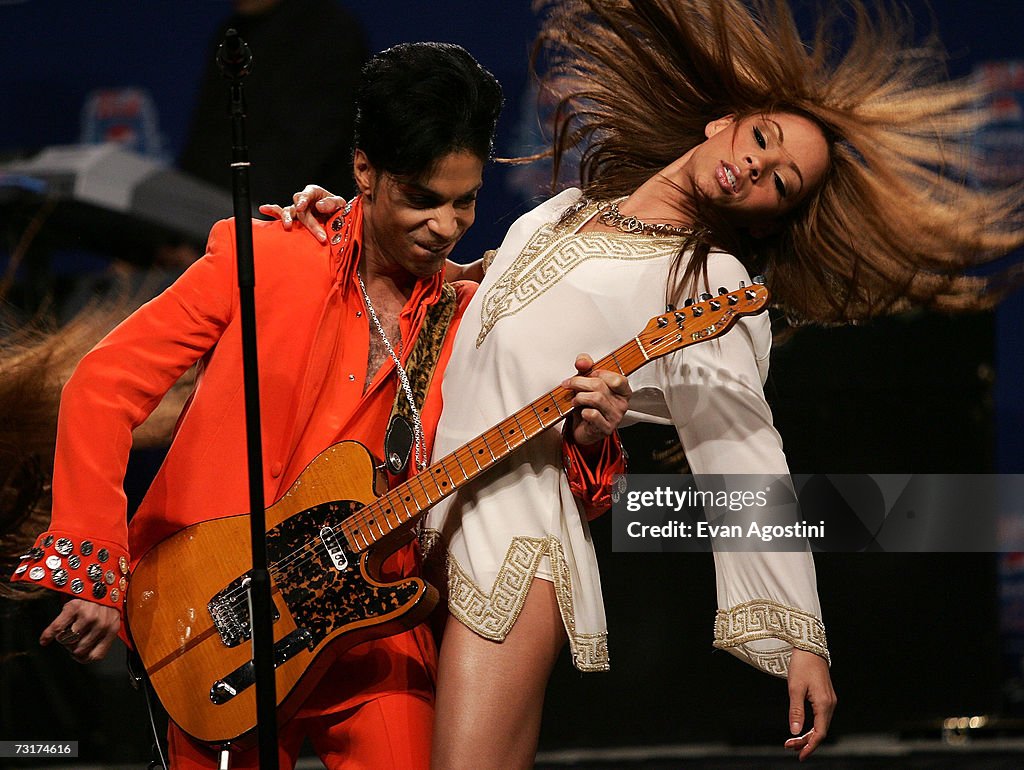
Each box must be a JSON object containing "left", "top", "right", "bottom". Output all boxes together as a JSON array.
[{"left": 11, "top": 43, "right": 626, "bottom": 769}]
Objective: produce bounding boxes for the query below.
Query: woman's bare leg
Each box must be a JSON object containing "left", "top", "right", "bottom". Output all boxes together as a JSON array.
[{"left": 431, "top": 578, "right": 566, "bottom": 770}]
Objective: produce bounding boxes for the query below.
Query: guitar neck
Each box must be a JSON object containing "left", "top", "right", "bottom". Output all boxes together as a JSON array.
[
  {"left": 337, "top": 279, "right": 768, "bottom": 555},
  {"left": 340, "top": 337, "right": 649, "bottom": 554}
]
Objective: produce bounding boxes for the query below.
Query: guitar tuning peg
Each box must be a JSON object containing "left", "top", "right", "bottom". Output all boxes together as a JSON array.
[
  {"left": 727, "top": 294, "right": 739, "bottom": 305},
  {"left": 683, "top": 297, "right": 694, "bottom": 307},
  {"left": 738, "top": 280, "right": 746, "bottom": 288},
  {"left": 699, "top": 292, "right": 712, "bottom": 301},
  {"left": 665, "top": 303, "right": 676, "bottom": 312},
  {"left": 657, "top": 317, "right": 669, "bottom": 328},
  {"left": 717, "top": 287, "right": 728, "bottom": 295},
  {"left": 752, "top": 275, "right": 766, "bottom": 285},
  {"left": 709, "top": 300, "right": 722, "bottom": 310},
  {"left": 692, "top": 306, "right": 705, "bottom": 317}
]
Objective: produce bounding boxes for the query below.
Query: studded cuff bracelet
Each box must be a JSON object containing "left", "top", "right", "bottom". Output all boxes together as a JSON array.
[{"left": 11, "top": 530, "right": 129, "bottom": 610}]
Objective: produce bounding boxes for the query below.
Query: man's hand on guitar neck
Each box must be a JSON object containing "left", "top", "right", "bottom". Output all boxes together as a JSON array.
[
  {"left": 563, "top": 353, "right": 632, "bottom": 449},
  {"left": 40, "top": 598, "right": 120, "bottom": 664}
]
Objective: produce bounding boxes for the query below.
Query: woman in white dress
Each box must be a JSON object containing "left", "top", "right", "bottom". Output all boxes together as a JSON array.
[{"left": 277, "top": 1, "right": 1024, "bottom": 765}]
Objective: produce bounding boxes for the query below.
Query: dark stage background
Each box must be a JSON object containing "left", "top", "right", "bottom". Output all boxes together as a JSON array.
[{"left": 1, "top": 0, "right": 1022, "bottom": 764}]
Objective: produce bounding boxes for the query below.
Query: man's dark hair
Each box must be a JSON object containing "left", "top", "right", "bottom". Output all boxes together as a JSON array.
[{"left": 353, "top": 42, "right": 503, "bottom": 179}]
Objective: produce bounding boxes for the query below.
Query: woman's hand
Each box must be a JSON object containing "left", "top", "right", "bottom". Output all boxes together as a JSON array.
[
  {"left": 258, "top": 184, "right": 346, "bottom": 243},
  {"left": 783, "top": 648, "right": 837, "bottom": 761}
]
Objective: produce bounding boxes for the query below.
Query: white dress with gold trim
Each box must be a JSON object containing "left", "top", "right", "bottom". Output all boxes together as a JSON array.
[{"left": 423, "top": 189, "right": 829, "bottom": 675}]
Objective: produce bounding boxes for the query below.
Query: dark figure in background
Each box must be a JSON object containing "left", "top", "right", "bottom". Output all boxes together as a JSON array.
[{"left": 179, "top": 0, "right": 368, "bottom": 203}]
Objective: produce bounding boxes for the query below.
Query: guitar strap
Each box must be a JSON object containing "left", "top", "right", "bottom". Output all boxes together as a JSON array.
[{"left": 386, "top": 282, "right": 458, "bottom": 469}]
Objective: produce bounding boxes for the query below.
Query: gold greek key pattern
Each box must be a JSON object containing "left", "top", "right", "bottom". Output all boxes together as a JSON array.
[
  {"left": 476, "top": 218, "right": 679, "bottom": 347},
  {"left": 571, "top": 633, "right": 610, "bottom": 672},
  {"left": 425, "top": 529, "right": 610, "bottom": 672},
  {"left": 735, "top": 646, "right": 792, "bottom": 677},
  {"left": 446, "top": 535, "right": 545, "bottom": 640},
  {"left": 713, "top": 599, "right": 830, "bottom": 678}
]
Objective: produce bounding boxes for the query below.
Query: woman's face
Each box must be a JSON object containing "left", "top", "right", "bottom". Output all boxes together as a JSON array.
[{"left": 687, "top": 112, "right": 830, "bottom": 234}]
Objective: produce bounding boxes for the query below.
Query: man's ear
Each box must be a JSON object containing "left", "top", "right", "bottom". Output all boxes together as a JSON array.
[
  {"left": 352, "top": 149, "right": 377, "bottom": 200},
  {"left": 704, "top": 114, "right": 736, "bottom": 139}
]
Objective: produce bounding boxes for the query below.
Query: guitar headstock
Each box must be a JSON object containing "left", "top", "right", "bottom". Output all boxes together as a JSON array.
[{"left": 636, "top": 279, "right": 769, "bottom": 361}]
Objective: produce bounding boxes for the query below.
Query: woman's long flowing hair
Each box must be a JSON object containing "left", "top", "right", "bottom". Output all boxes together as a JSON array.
[{"left": 534, "top": 0, "right": 1024, "bottom": 323}]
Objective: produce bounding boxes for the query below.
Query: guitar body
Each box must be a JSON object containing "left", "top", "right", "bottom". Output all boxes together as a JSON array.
[{"left": 125, "top": 441, "right": 437, "bottom": 746}]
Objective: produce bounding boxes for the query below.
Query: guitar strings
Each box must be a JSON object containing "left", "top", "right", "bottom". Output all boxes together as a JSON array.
[
  {"left": 210, "top": 321, "right": 717, "bottom": 611},
  {"left": 209, "top": 306, "right": 748, "bottom": 616},
  {"left": 285, "top": 299, "right": 749, "bottom": 557}
]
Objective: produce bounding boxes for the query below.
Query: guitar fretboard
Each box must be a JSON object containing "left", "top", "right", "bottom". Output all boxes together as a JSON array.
[
  {"left": 336, "top": 283, "right": 765, "bottom": 554},
  {"left": 339, "top": 338, "right": 649, "bottom": 552}
]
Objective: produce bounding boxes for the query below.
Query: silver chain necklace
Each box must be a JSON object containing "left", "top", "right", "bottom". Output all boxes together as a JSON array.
[{"left": 357, "top": 273, "right": 426, "bottom": 471}]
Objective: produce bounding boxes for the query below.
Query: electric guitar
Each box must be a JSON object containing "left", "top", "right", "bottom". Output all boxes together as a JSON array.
[{"left": 125, "top": 281, "right": 769, "bottom": 745}]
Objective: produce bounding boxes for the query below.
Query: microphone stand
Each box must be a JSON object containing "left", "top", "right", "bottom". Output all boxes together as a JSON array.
[{"left": 216, "top": 29, "right": 278, "bottom": 770}]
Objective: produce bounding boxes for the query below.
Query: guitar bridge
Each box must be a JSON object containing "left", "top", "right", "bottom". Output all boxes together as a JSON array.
[
  {"left": 208, "top": 575, "right": 281, "bottom": 648},
  {"left": 320, "top": 525, "right": 348, "bottom": 571}
]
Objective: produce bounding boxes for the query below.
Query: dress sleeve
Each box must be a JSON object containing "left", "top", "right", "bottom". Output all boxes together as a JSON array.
[
  {"left": 9, "top": 220, "right": 239, "bottom": 612},
  {"left": 656, "top": 256, "right": 829, "bottom": 678}
]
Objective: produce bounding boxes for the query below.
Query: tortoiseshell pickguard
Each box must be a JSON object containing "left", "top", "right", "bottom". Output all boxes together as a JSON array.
[{"left": 264, "top": 500, "right": 421, "bottom": 645}]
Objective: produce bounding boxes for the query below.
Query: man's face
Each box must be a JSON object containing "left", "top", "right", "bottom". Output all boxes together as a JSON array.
[{"left": 359, "top": 150, "right": 484, "bottom": 280}]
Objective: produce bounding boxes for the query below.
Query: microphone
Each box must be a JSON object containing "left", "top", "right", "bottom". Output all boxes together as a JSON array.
[{"left": 217, "top": 28, "right": 253, "bottom": 80}]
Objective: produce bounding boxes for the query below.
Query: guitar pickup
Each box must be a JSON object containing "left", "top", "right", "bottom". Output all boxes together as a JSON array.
[
  {"left": 320, "top": 525, "right": 348, "bottom": 571},
  {"left": 209, "top": 627, "right": 314, "bottom": 705}
]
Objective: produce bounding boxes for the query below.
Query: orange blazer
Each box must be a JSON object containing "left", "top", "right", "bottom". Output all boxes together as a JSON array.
[{"left": 18, "top": 207, "right": 472, "bottom": 608}]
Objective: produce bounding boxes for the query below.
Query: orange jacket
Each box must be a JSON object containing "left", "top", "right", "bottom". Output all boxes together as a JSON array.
[
  {"left": 15, "top": 200, "right": 471, "bottom": 711},
  {"left": 11, "top": 199, "right": 621, "bottom": 714}
]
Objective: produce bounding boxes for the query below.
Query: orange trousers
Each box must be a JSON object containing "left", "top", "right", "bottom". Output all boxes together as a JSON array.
[{"left": 166, "top": 692, "right": 433, "bottom": 769}]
